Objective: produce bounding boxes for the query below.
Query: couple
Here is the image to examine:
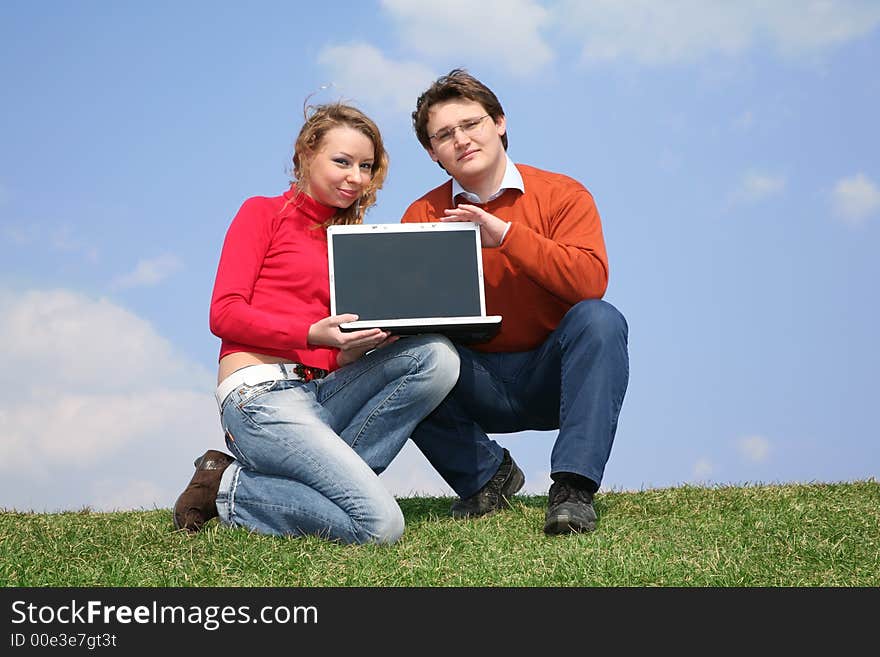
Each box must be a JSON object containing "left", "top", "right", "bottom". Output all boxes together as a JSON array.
[{"left": 173, "top": 69, "right": 630, "bottom": 544}]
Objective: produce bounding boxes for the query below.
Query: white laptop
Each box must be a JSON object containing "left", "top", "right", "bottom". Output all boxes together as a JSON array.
[{"left": 326, "top": 222, "right": 502, "bottom": 343}]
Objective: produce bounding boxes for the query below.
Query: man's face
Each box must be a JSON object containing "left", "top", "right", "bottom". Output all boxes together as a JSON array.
[{"left": 425, "top": 99, "right": 507, "bottom": 185}]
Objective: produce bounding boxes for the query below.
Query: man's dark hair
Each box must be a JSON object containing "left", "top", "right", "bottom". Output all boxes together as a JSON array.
[{"left": 412, "top": 69, "right": 508, "bottom": 152}]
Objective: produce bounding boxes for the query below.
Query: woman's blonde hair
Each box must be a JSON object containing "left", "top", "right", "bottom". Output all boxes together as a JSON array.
[{"left": 290, "top": 102, "right": 388, "bottom": 226}]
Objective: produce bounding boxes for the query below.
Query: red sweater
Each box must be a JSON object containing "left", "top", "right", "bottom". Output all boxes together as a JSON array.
[
  {"left": 402, "top": 164, "right": 609, "bottom": 352},
  {"left": 210, "top": 188, "right": 340, "bottom": 371}
]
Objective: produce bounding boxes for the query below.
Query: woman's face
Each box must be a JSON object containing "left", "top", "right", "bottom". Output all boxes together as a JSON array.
[{"left": 302, "top": 126, "right": 375, "bottom": 209}]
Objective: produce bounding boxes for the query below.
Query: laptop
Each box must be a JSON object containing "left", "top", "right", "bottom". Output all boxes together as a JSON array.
[{"left": 326, "top": 221, "right": 502, "bottom": 343}]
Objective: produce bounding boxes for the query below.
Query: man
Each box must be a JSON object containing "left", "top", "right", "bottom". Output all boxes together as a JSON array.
[{"left": 401, "top": 69, "right": 629, "bottom": 534}]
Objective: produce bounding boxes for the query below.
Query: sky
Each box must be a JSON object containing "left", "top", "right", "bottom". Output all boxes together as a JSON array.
[{"left": 1, "top": 1, "right": 878, "bottom": 513}]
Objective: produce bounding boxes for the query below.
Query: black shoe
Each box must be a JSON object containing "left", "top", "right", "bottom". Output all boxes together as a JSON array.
[
  {"left": 450, "top": 449, "right": 525, "bottom": 518},
  {"left": 543, "top": 480, "right": 597, "bottom": 535}
]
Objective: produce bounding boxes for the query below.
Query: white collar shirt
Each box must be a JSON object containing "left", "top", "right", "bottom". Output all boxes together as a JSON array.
[
  {"left": 451, "top": 154, "right": 525, "bottom": 204},
  {"left": 451, "top": 155, "right": 524, "bottom": 245}
]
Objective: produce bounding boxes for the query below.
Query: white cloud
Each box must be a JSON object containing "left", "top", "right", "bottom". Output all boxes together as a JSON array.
[
  {"left": 521, "top": 469, "right": 553, "bottom": 495},
  {"left": 91, "top": 478, "right": 169, "bottom": 512},
  {"left": 380, "top": 442, "right": 453, "bottom": 497},
  {"left": 381, "top": 0, "right": 554, "bottom": 75},
  {"left": 1, "top": 222, "right": 32, "bottom": 245},
  {"left": 0, "top": 289, "right": 218, "bottom": 512},
  {"left": 555, "top": 0, "right": 880, "bottom": 66},
  {"left": 50, "top": 226, "right": 94, "bottom": 256},
  {"left": 0, "top": 221, "right": 99, "bottom": 262},
  {"left": 734, "top": 111, "right": 755, "bottom": 131},
  {"left": 832, "top": 173, "right": 880, "bottom": 226},
  {"left": 768, "top": 1, "right": 880, "bottom": 55},
  {"left": 737, "top": 435, "right": 771, "bottom": 464},
  {"left": 0, "top": 289, "right": 202, "bottom": 392},
  {"left": 112, "top": 253, "right": 182, "bottom": 289},
  {"left": 737, "top": 171, "right": 787, "bottom": 203},
  {"left": 3, "top": 389, "right": 213, "bottom": 475},
  {"left": 317, "top": 43, "right": 438, "bottom": 113},
  {"left": 693, "top": 458, "right": 714, "bottom": 479}
]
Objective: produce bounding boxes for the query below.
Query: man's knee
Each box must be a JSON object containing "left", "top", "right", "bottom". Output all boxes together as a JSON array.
[{"left": 561, "top": 299, "right": 628, "bottom": 343}]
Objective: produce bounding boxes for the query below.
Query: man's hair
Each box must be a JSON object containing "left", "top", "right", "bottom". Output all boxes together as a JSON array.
[{"left": 412, "top": 69, "right": 507, "bottom": 152}]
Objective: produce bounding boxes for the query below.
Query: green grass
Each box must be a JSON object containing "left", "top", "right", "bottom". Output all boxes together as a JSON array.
[{"left": 2, "top": 481, "right": 877, "bottom": 587}]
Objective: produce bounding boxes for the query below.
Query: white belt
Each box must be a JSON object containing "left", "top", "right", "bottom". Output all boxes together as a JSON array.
[{"left": 214, "top": 363, "right": 324, "bottom": 409}]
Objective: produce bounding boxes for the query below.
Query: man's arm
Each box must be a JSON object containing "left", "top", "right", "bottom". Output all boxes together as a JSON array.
[
  {"left": 499, "top": 186, "right": 609, "bottom": 304},
  {"left": 402, "top": 180, "right": 609, "bottom": 304}
]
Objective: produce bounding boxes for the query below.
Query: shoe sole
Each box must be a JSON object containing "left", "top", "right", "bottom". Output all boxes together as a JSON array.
[{"left": 543, "top": 513, "right": 596, "bottom": 535}]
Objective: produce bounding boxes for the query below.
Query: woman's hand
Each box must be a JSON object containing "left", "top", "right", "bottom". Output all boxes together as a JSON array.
[
  {"left": 441, "top": 203, "right": 509, "bottom": 247},
  {"left": 308, "top": 314, "right": 399, "bottom": 366},
  {"left": 336, "top": 333, "right": 400, "bottom": 367}
]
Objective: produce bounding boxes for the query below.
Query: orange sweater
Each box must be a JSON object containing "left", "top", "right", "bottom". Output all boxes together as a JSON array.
[{"left": 401, "top": 163, "right": 609, "bottom": 352}]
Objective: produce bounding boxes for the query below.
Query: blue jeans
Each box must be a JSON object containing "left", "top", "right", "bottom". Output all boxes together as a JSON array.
[
  {"left": 215, "top": 334, "right": 459, "bottom": 544},
  {"left": 411, "top": 300, "right": 629, "bottom": 498}
]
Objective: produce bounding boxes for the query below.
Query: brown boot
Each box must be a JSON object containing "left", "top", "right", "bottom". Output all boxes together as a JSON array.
[{"left": 173, "top": 450, "right": 234, "bottom": 533}]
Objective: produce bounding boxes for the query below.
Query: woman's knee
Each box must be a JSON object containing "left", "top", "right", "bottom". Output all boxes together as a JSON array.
[
  {"left": 356, "top": 503, "right": 405, "bottom": 545},
  {"left": 408, "top": 334, "right": 460, "bottom": 393},
  {"left": 376, "top": 506, "right": 405, "bottom": 545}
]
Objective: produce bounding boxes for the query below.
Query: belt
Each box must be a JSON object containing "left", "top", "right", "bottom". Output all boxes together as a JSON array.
[{"left": 214, "top": 362, "right": 328, "bottom": 409}]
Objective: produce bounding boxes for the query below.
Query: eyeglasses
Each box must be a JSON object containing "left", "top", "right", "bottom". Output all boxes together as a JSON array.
[{"left": 428, "top": 114, "right": 490, "bottom": 145}]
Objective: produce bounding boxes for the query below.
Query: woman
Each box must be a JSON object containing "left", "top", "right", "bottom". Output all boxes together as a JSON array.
[{"left": 173, "top": 103, "right": 459, "bottom": 544}]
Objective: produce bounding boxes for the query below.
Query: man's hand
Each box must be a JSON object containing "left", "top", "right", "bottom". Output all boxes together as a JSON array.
[{"left": 441, "top": 203, "right": 509, "bottom": 247}]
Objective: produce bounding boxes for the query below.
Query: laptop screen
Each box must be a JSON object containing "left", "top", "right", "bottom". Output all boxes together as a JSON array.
[{"left": 328, "top": 222, "right": 484, "bottom": 321}]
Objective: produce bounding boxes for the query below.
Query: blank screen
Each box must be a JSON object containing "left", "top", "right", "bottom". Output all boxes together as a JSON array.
[{"left": 331, "top": 230, "right": 482, "bottom": 320}]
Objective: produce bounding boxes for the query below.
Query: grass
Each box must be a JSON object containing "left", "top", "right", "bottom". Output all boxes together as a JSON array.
[{"left": 2, "top": 480, "right": 877, "bottom": 587}]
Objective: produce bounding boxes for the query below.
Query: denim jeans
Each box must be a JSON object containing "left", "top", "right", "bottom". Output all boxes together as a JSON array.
[
  {"left": 215, "top": 334, "right": 459, "bottom": 544},
  {"left": 411, "top": 299, "right": 629, "bottom": 498}
]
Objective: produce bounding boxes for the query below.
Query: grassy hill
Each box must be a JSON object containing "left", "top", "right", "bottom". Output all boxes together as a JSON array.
[{"left": 2, "top": 480, "right": 877, "bottom": 587}]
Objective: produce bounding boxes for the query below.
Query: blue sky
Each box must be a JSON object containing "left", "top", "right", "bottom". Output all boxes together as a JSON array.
[{"left": 1, "top": 1, "right": 878, "bottom": 512}]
